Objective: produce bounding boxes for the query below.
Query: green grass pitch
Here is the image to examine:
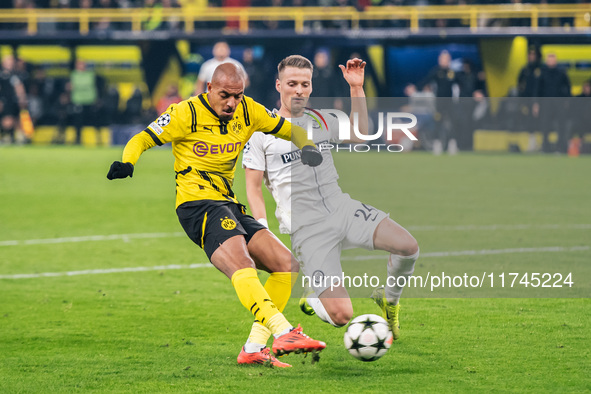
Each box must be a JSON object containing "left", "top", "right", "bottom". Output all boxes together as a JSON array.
[{"left": 0, "top": 146, "right": 589, "bottom": 392}]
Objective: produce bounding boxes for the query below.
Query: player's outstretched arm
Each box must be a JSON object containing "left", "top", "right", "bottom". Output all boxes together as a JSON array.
[
  {"left": 287, "top": 124, "right": 323, "bottom": 166},
  {"left": 281, "top": 122, "right": 322, "bottom": 166},
  {"left": 250, "top": 99, "right": 322, "bottom": 167},
  {"left": 339, "top": 58, "right": 369, "bottom": 143},
  {"left": 106, "top": 131, "right": 157, "bottom": 180},
  {"left": 108, "top": 101, "right": 188, "bottom": 180}
]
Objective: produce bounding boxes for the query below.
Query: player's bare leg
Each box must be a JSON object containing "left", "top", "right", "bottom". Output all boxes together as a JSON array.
[
  {"left": 210, "top": 235, "right": 257, "bottom": 279},
  {"left": 373, "top": 217, "right": 419, "bottom": 257},
  {"left": 304, "top": 286, "right": 354, "bottom": 327},
  {"left": 248, "top": 229, "right": 299, "bottom": 274},
  {"left": 371, "top": 218, "right": 419, "bottom": 339}
]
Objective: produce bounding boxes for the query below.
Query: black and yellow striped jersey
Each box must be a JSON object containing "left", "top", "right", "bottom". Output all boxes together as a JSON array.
[{"left": 121, "top": 93, "right": 312, "bottom": 208}]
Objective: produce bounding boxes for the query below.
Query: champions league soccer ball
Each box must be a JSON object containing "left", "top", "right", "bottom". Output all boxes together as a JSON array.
[{"left": 344, "top": 314, "right": 393, "bottom": 362}]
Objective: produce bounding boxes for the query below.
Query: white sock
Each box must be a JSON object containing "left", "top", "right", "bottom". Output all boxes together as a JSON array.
[
  {"left": 385, "top": 249, "right": 419, "bottom": 305},
  {"left": 273, "top": 326, "right": 293, "bottom": 339},
  {"left": 307, "top": 297, "right": 339, "bottom": 327},
  {"left": 243, "top": 340, "right": 266, "bottom": 353}
]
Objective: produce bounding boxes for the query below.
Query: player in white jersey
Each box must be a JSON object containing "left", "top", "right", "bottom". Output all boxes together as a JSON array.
[{"left": 242, "top": 55, "right": 419, "bottom": 340}]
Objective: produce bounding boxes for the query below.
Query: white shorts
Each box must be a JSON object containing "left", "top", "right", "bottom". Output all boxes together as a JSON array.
[{"left": 291, "top": 193, "right": 389, "bottom": 296}]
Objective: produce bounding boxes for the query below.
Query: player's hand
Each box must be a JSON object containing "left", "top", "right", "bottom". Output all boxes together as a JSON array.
[
  {"left": 107, "top": 161, "right": 134, "bottom": 180},
  {"left": 339, "top": 58, "right": 366, "bottom": 88},
  {"left": 301, "top": 145, "right": 323, "bottom": 167}
]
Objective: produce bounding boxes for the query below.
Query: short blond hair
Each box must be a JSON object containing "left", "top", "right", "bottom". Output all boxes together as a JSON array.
[{"left": 277, "top": 55, "right": 313, "bottom": 77}]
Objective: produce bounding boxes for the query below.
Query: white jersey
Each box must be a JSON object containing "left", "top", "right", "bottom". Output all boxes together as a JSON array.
[{"left": 242, "top": 109, "right": 343, "bottom": 234}]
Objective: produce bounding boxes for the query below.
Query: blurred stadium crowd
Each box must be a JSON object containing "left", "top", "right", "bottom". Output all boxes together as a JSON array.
[
  {"left": 3, "top": 0, "right": 590, "bottom": 8},
  {"left": 1, "top": 41, "right": 589, "bottom": 152},
  {"left": 1, "top": 0, "right": 589, "bottom": 33}
]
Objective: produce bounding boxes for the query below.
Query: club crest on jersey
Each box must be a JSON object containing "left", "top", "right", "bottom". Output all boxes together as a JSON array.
[
  {"left": 231, "top": 121, "right": 243, "bottom": 134},
  {"left": 157, "top": 113, "right": 171, "bottom": 127},
  {"left": 220, "top": 217, "right": 236, "bottom": 230}
]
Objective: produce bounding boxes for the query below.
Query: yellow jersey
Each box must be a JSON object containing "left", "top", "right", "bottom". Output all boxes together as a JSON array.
[{"left": 121, "top": 93, "right": 313, "bottom": 208}]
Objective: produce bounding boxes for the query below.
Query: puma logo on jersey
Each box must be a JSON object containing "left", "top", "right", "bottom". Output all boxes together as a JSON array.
[
  {"left": 281, "top": 149, "right": 302, "bottom": 164},
  {"left": 281, "top": 140, "right": 329, "bottom": 164}
]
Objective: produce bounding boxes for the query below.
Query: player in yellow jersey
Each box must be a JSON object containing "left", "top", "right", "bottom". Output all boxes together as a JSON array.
[{"left": 107, "top": 63, "right": 326, "bottom": 368}]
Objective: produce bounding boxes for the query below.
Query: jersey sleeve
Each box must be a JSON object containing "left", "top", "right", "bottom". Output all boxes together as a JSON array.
[
  {"left": 145, "top": 101, "right": 192, "bottom": 145},
  {"left": 242, "top": 132, "right": 267, "bottom": 171},
  {"left": 249, "top": 98, "right": 314, "bottom": 150},
  {"left": 121, "top": 101, "right": 192, "bottom": 165}
]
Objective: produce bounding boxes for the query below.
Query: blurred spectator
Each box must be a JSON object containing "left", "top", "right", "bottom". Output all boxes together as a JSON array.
[
  {"left": 538, "top": 53, "right": 571, "bottom": 98},
  {"left": 517, "top": 46, "right": 542, "bottom": 98},
  {"left": 57, "top": 0, "right": 78, "bottom": 31},
  {"left": 536, "top": 52, "right": 571, "bottom": 153},
  {"left": 517, "top": 46, "right": 542, "bottom": 151},
  {"left": 576, "top": 79, "right": 591, "bottom": 99},
  {"left": 27, "top": 83, "right": 43, "bottom": 125},
  {"left": 242, "top": 47, "right": 265, "bottom": 102},
  {"left": 456, "top": 59, "right": 482, "bottom": 98},
  {"left": 420, "top": 50, "right": 456, "bottom": 98},
  {"left": 156, "top": 83, "right": 181, "bottom": 114},
  {"left": 0, "top": 55, "right": 26, "bottom": 144},
  {"left": 471, "top": 90, "right": 490, "bottom": 129},
  {"left": 124, "top": 87, "right": 144, "bottom": 124},
  {"left": 53, "top": 90, "right": 72, "bottom": 144},
  {"left": 312, "top": 50, "right": 336, "bottom": 97},
  {"left": 401, "top": 83, "right": 436, "bottom": 151},
  {"left": 70, "top": 59, "right": 100, "bottom": 145},
  {"left": 420, "top": 50, "right": 458, "bottom": 154},
  {"left": 142, "top": 0, "right": 181, "bottom": 31},
  {"left": 223, "top": 0, "right": 250, "bottom": 30},
  {"left": 461, "top": 89, "right": 490, "bottom": 150},
  {"left": 194, "top": 41, "right": 248, "bottom": 95},
  {"left": 256, "top": 0, "right": 294, "bottom": 30},
  {"left": 571, "top": 79, "right": 591, "bottom": 148},
  {"left": 312, "top": 50, "right": 351, "bottom": 110},
  {"left": 102, "top": 84, "right": 120, "bottom": 125},
  {"left": 30, "top": 67, "right": 62, "bottom": 125}
]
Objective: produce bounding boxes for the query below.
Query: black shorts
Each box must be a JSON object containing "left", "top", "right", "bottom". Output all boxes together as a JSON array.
[{"left": 176, "top": 200, "right": 266, "bottom": 260}]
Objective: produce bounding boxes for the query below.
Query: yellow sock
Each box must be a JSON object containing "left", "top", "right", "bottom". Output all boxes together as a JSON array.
[
  {"left": 247, "top": 321, "right": 271, "bottom": 346},
  {"left": 231, "top": 268, "right": 291, "bottom": 335},
  {"left": 247, "top": 272, "right": 298, "bottom": 345},
  {"left": 264, "top": 271, "right": 298, "bottom": 311}
]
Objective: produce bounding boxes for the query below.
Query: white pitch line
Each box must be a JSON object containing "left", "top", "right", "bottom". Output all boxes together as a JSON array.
[
  {"left": 342, "top": 246, "right": 590, "bottom": 261},
  {"left": 406, "top": 224, "right": 591, "bottom": 231},
  {"left": 0, "top": 232, "right": 186, "bottom": 247},
  {"left": 1, "top": 224, "right": 590, "bottom": 248},
  {"left": 0, "top": 263, "right": 211, "bottom": 279},
  {"left": 0, "top": 245, "right": 588, "bottom": 280}
]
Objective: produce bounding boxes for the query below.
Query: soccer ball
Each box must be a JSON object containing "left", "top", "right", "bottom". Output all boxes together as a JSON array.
[{"left": 344, "top": 314, "right": 393, "bottom": 362}]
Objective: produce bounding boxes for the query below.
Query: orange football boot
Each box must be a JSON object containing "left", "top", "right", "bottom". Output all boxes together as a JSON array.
[
  {"left": 271, "top": 325, "right": 326, "bottom": 357},
  {"left": 237, "top": 347, "right": 292, "bottom": 368}
]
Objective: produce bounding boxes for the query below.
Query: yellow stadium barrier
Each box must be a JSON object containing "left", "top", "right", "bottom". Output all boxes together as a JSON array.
[{"left": 0, "top": 4, "right": 589, "bottom": 35}]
